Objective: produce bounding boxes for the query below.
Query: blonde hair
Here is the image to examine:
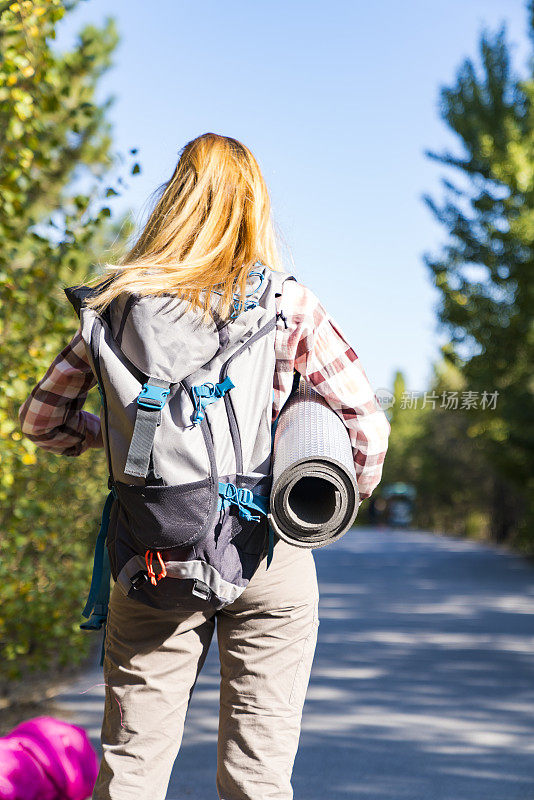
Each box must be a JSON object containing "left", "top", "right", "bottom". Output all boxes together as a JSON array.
[{"left": 82, "top": 132, "right": 283, "bottom": 322}]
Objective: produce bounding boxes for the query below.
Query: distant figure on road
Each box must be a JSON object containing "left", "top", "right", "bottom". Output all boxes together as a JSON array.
[{"left": 383, "top": 483, "right": 416, "bottom": 528}]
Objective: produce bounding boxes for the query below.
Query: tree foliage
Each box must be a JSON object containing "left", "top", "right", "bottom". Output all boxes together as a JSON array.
[
  {"left": 0, "top": 0, "right": 136, "bottom": 687},
  {"left": 376, "top": 366, "right": 507, "bottom": 544},
  {"left": 423, "top": 13, "right": 534, "bottom": 542}
]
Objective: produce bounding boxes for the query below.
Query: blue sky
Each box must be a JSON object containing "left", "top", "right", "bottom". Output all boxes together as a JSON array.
[{"left": 58, "top": 0, "right": 529, "bottom": 391}]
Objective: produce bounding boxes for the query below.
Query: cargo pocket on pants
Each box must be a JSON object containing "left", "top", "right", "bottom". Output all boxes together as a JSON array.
[{"left": 289, "top": 600, "right": 320, "bottom": 709}]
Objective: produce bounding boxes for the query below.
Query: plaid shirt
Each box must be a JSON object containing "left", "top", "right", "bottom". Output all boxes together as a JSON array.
[{"left": 18, "top": 278, "right": 390, "bottom": 500}]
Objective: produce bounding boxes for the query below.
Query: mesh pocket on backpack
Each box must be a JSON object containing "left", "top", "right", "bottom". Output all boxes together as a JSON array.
[{"left": 113, "top": 477, "right": 216, "bottom": 550}]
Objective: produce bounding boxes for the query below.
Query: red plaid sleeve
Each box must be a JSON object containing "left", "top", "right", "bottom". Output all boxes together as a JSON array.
[
  {"left": 18, "top": 327, "right": 103, "bottom": 456},
  {"left": 273, "top": 279, "right": 390, "bottom": 501}
]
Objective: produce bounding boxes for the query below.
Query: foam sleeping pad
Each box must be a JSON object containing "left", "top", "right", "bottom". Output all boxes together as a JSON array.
[{"left": 268, "top": 376, "right": 359, "bottom": 548}]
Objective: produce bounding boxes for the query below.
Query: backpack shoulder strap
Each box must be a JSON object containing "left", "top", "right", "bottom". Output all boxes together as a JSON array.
[
  {"left": 64, "top": 277, "right": 114, "bottom": 323},
  {"left": 124, "top": 376, "right": 172, "bottom": 479}
]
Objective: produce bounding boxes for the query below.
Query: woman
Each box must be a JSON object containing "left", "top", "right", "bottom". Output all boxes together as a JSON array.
[{"left": 19, "top": 133, "right": 390, "bottom": 800}]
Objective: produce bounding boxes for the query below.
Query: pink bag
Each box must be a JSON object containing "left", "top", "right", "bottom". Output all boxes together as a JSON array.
[{"left": 0, "top": 716, "right": 98, "bottom": 800}]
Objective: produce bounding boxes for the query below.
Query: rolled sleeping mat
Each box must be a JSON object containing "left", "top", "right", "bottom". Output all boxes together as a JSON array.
[{"left": 269, "top": 376, "right": 360, "bottom": 548}]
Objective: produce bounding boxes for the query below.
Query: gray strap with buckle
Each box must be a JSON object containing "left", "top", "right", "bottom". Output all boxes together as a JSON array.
[{"left": 124, "top": 377, "right": 171, "bottom": 479}]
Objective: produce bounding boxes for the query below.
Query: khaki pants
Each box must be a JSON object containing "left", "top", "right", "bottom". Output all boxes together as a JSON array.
[{"left": 92, "top": 539, "right": 319, "bottom": 800}]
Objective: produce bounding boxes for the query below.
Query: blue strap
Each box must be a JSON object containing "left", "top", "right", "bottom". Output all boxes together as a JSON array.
[
  {"left": 80, "top": 488, "right": 115, "bottom": 633},
  {"left": 212, "top": 265, "right": 265, "bottom": 320},
  {"left": 218, "top": 481, "right": 268, "bottom": 523},
  {"left": 192, "top": 377, "right": 234, "bottom": 424},
  {"left": 99, "top": 624, "right": 107, "bottom": 667},
  {"left": 267, "top": 523, "right": 275, "bottom": 568},
  {"left": 231, "top": 296, "right": 260, "bottom": 318},
  {"left": 137, "top": 382, "right": 170, "bottom": 409},
  {"left": 217, "top": 481, "right": 275, "bottom": 569}
]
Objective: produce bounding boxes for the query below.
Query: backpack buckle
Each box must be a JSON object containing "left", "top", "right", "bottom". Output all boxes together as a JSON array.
[
  {"left": 238, "top": 488, "right": 253, "bottom": 505},
  {"left": 217, "top": 481, "right": 268, "bottom": 523},
  {"left": 191, "top": 378, "right": 234, "bottom": 424},
  {"left": 137, "top": 383, "right": 170, "bottom": 409},
  {"left": 130, "top": 570, "right": 148, "bottom": 590},
  {"left": 192, "top": 579, "right": 211, "bottom": 601}
]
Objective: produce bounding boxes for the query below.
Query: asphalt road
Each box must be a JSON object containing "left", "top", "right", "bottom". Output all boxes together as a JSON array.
[{"left": 56, "top": 528, "right": 534, "bottom": 799}]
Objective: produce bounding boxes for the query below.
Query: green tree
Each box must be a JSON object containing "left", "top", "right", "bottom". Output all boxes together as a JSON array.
[
  {"left": 379, "top": 367, "right": 497, "bottom": 540},
  {"left": 380, "top": 370, "right": 428, "bottom": 485},
  {"left": 0, "top": 0, "right": 136, "bottom": 687},
  {"left": 424, "top": 10, "right": 534, "bottom": 543},
  {"left": 414, "top": 363, "right": 495, "bottom": 538}
]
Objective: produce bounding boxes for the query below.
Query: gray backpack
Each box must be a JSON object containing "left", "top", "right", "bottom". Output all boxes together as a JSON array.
[{"left": 64, "top": 263, "right": 296, "bottom": 636}]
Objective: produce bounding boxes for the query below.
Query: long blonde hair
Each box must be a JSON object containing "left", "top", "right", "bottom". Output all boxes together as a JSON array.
[{"left": 82, "top": 132, "right": 283, "bottom": 322}]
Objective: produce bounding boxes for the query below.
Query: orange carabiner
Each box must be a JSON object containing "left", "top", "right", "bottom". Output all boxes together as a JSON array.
[
  {"left": 145, "top": 549, "right": 157, "bottom": 586},
  {"left": 155, "top": 550, "right": 167, "bottom": 581},
  {"left": 145, "top": 549, "right": 167, "bottom": 586}
]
